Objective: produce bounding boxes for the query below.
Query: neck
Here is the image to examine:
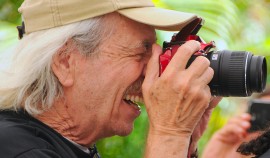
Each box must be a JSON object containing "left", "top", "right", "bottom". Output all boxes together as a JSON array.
[{"left": 35, "top": 98, "right": 100, "bottom": 147}]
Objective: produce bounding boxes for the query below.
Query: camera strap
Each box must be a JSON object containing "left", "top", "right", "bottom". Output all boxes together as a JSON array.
[{"left": 174, "top": 18, "right": 204, "bottom": 42}]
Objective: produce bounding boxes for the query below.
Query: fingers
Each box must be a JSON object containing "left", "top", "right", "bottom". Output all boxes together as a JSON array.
[
  {"left": 197, "top": 66, "right": 214, "bottom": 85},
  {"left": 220, "top": 124, "right": 247, "bottom": 141},
  {"left": 162, "top": 40, "right": 213, "bottom": 86},
  {"left": 143, "top": 44, "right": 162, "bottom": 89},
  {"left": 220, "top": 114, "right": 252, "bottom": 139},
  {"left": 228, "top": 113, "right": 251, "bottom": 126},
  {"left": 142, "top": 41, "right": 214, "bottom": 136},
  {"left": 239, "top": 113, "right": 252, "bottom": 121},
  {"left": 164, "top": 40, "right": 200, "bottom": 74}
]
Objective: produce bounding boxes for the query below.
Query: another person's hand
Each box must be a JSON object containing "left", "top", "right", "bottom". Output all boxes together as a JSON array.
[{"left": 202, "top": 113, "right": 258, "bottom": 158}]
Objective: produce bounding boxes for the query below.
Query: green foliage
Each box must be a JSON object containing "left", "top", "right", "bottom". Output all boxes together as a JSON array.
[
  {"left": 0, "top": 21, "right": 18, "bottom": 52},
  {"left": 97, "top": 105, "right": 149, "bottom": 158},
  {"left": 0, "top": 0, "right": 23, "bottom": 53},
  {"left": 0, "top": 0, "right": 23, "bottom": 24}
]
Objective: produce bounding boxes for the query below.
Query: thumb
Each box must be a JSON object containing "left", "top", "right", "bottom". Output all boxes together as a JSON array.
[{"left": 143, "top": 44, "right": 162, "bottom": 87}]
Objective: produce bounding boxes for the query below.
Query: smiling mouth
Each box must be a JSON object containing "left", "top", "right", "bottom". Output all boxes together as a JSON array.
[{"left": 124, "top": 95, "right": 144, "bottom": 110}]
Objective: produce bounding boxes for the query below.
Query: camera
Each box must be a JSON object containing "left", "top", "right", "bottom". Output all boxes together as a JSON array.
[{"left": 160, "top": 18, "right": 267, "bottom": 97}]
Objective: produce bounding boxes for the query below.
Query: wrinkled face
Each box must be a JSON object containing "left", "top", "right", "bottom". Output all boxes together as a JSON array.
[{"left": 69, "top": 13, "right": 156, "bottom": 138}]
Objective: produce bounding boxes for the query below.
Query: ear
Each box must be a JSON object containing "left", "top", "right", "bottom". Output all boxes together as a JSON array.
[{"left": 51, "top": 40, "right": 77, "bottom": 87}]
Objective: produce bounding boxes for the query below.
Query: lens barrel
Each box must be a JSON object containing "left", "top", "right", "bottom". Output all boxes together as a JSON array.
[{"left": 207, "top": 50, "right": 267, "bottom": 96}]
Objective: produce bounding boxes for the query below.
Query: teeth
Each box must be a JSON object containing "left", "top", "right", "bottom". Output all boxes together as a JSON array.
[
  {"left": 130, "top": 95, "right": 135, "bottom": 102},
  {"left": 135, "top": 96, "right": 139, "bottom": 102},
  {"left": 125, "top": 95, "right": 144, "bottom": 104}
]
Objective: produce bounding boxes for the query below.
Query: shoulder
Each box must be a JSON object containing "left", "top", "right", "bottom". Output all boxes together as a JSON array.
[
  {"left": 0, "top": 110, "right": 38, "bottom": 144},
  {"left": 15, "top": 149, "right": 61, "bottom": 158},
  {"left": 0, "top": 111, "right": 56, "bottom": 157},
  {"left": 0, "top": 110, "right": 85, "bottom": 158}
]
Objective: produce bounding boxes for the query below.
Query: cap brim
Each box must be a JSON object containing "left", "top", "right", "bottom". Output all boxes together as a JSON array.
[{"left": 117, "top": 7, "right": 198, "bottom": 31}]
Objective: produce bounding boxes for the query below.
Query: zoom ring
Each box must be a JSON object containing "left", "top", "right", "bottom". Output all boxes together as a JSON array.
[{"left": 227, "top": 52, "right": 247, "bottom": 96}]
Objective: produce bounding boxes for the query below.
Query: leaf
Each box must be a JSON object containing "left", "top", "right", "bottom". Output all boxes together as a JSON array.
[{"left": 0, "top": 21, "right": 18, "bottom": 53}]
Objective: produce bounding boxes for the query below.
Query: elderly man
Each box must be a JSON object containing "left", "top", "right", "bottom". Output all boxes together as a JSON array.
[{"left": 0, "top": 0, "right": 220, "bottom": 157}]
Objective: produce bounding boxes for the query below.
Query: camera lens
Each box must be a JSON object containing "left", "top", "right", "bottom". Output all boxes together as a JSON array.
[{"left": 207, "top": 50, "right": 267, "bottom": 96}]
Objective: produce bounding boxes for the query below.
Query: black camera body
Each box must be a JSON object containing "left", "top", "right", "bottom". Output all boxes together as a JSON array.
[
  {"left": 248, "top": 99, "right": 270, "bottom": 132},
  {"left": 160, "top": 18, "right": 267, "bottom": 97}
]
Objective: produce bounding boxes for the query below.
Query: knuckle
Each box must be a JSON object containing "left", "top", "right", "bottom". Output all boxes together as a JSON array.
[
  {"left": 202, "top": 67, "right": 214, "bottom": 83},
  {"left": 186, "top": 85, "right": 202, "bottom": 99},
  {"left": 208, "top": 67, "right": 214, "bottom": 78},
  {"left": 197, "top": 86, "right": 211, "bottom": 103},
  {"left": 193, "top": 56, "right": 210, "bottom": 68},
  {"left": 198, "top": 56, "right": 210, "bottom": 66},
  {"left": 204, "top": 88, "right": 212, "bottom": 101},
  {"left": 185, "top": 40, "right": 200, "bottom": 48},
  {"left": 175, "top": 78, "right": 191, "bottom": 93},
  {"left": 208, "top": 67, "right": 214, "bottom": 75},
  {"left": 179, "top": 46, "right": 193, "bottom": 57},
  {"left": 159, "top": 74, "right": 172, "bottom": 85},
  {"left": 179, "top": 41, "right": 200, "bottom": 55}
]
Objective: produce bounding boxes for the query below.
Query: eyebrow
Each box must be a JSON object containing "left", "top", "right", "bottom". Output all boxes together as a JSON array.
[
  {"left": 134, "top": 38, "right": 157, "bottom": 50},
  {"left": 143, "top": 38, "right": 157, "bottom": 46},
  {"left": 119, "top": 36, "right": 157, "bottom": 54}
]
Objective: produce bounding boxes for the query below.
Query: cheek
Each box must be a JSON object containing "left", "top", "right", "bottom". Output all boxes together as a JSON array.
[
  {"left": 120, "top": 61, "right": 145, "bottom": 75},
  {"left": 73, "top": 58, "right": 144, "bottom": 101},
  {"left": 104, "top": 59, "right": 143, "bottom": 79}
]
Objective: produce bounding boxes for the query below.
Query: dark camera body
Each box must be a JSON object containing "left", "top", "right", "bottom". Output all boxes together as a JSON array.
[
  {"left": 248, "top": 99, "right": 270, "bottom": 132},
  {"left": 160, "top": 18, "right": 267, "bottom": 97}
]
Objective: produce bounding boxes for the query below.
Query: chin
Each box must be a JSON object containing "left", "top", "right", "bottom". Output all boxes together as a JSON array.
[{"left": 113, "top": 123, "right": 134, "bottom": 136}]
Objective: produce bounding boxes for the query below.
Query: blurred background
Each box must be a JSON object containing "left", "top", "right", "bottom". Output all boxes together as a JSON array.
[{"left": 1, "top": 0, "right": 269, "bottom": 157}]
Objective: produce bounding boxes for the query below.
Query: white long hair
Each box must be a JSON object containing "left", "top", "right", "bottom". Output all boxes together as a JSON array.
[{"left": 0, "top": 15, "right": 111, "bottom": 115}]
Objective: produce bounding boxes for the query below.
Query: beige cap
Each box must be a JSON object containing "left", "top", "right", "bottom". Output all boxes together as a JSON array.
[{"left": 19, "top": 0, "right": 198, "bottom": 34}]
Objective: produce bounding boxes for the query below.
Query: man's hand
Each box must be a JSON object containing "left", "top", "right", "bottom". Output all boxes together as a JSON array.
[
  {"left": 143, "top": 41, "right": 214, "bottom": 158},
  {"left": 188, "top": 97, "right": 222, "bottom": 155}
]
